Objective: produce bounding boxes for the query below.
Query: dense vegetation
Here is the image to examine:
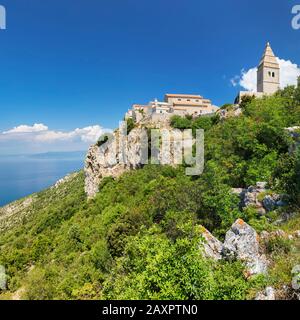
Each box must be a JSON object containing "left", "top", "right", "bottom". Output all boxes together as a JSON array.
[{"left": 0, "top": 85, "right": 300, "bottom": 300}]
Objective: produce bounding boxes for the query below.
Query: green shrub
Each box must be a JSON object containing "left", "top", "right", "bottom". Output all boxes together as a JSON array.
[{"left": 265, "top": 237, "right": 293, "bottom": 255}]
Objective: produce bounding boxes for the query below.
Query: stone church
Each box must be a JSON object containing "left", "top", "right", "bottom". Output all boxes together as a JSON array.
[{"left": 235, "top": 42, "right": 280, "bottom": 103}]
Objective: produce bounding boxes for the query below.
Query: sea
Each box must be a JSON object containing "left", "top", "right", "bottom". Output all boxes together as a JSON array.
[{"left": 0, "top": 151, "right": 85, "bottom": 207}]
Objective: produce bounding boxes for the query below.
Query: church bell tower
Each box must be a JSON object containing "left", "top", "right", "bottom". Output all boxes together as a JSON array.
[{"left": 257, "top": 42, "right": 280, "bottom": 94}]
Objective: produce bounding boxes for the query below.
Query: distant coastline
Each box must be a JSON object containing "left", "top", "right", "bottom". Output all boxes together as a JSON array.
[
  {"left": 0, "top": 151, "right": 85, "bottom": 207},
  {"left": 0, "top": 151, "right": 86, "bottom": 161}
]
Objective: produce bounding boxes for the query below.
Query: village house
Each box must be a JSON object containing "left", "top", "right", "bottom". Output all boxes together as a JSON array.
[{"left": 126, "top": 93, "right": 218, "bottom": 123}]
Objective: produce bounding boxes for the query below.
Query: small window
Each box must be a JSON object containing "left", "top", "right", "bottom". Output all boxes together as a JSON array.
[
  {"left": 272, "top": 72, "right": 275, "bottom": 78},
  {"left": 187, "top": 99, "right": 191, "bottom": 101},
  {"left": 195, "top": 99, "right": 199, "bottom": 102},
  {"left": 268, "top": 71, "right": 271, "bottom": 77},
  {"left": 178, "top": 99, "right": 181, "bottom": 101}
]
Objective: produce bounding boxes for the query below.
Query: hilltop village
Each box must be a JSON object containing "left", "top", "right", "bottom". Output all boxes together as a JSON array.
[{"left": 125, "top": 42, "right": 281, "bottom": 123}]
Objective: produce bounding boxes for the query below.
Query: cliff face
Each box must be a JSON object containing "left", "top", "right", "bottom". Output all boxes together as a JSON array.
[
  {"left": 84, "top": 127, "right": 145, "bottom": 198},
  {"left": 84, "top": 121, "right": 191, "bottom": 198}
]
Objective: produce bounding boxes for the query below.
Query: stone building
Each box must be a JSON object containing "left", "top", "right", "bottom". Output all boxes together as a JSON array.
[
  {"left": 126, "top": 93, "right": 218, "bottom": 122},
  {"left": 257, "top": 42, "right": 280, "bottom": 94},
  {"left": 164, "top": 94, "right": 218, "bottom": 116},
  {"left": 235, "top": 42, "right": 280, "bottom": 103}
]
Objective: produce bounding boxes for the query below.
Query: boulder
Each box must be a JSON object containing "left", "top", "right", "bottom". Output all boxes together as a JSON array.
[
  {"left": 222, "top": 219, "right": 268, "bottom": 276},
  {"left": 285, "top": 126, "right": 300, "bottom": 154},
  {"left": 200, "top": 227, "right": 223, "bottom": 260},
  {"left": 243, "top": 183, "right": 267, "bottom": 215},
  {"left": 255, "top": 287, "right": 276, "bottom": 300},
  {"left": 256, "top": 181, "right": 268, "bottom": 190},
  {"left": 218, "top": 105, "right": 242, "bottom": 120},
  {"left": 237, "top": 182, "right": 284, "bottom": 215},
  {"left": 262, "top": 195, "right": 277, "bottom": 212},
  {"left": 260, "top": 229, "right": 289, "bottom": 242},
  {"left": 0, "top": 265, "right": 6, "bottom": 291},
  {"left": 293, "top": 230, "right": 300, "bottom": 238}
]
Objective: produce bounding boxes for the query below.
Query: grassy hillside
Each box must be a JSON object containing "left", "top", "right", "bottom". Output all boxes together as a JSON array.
[{"left": 0, "top": 85, "right": 300, "bottom": 300}]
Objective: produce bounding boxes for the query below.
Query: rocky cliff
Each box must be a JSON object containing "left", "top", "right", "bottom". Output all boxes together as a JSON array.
[{"left": 84, "top": 120, "right": 192, "bottom": 198}]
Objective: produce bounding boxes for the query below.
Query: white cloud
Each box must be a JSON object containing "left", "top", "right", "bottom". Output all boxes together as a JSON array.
[
  {"left": 0, "top": 123, "right": 112, "bottom": 154},
  {"left": 239, "top": 67, "right": 258, "bottom": 92},
  {"left": 3, "top": 123, "right": 48, "bottom": 134},
  {"left": 278, "top": 58, "right": 300, "bottom": 88},
  {"left": 2, "top": 124, "right": 110, "bottom": 143},
  {"left": 231, "top": 58, "right": 300, "bottom": 92}
]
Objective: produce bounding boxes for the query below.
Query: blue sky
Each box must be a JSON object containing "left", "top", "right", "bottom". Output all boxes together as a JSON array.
[{"left": 0, "top": 0, "right": 299, "bottom": 154}]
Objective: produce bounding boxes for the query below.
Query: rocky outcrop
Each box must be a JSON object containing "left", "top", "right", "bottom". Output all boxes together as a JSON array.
[
  {"left": 285, "top": 126, "right": 300, "bottom": 154},
  {"left": 51, "top": 172, "right": 79, "bottom": 189},
  {"left": 255, "top": 287, "right": 276, "bottom": 300},
  {"left": 84, "top": 126, "right": 150, "bottom": 198},
  {"left": 222, "top": 219, "right": 268, "bottom": 276},
  {"left": 200, "top": 219, "right": 268, "bottom": 276},
  {"left": 232, "top": 182, "right": 285, "bottom": 215},
  {"left": 294, "top": 230, "right": 300, "bottom": 238},
  {"left": 261, "top": 228, "right": 300, "bottom": 242},
  {"left": 200, "top": 227, "right": 223, "bottom": 260},
  {"left": 0, "top": 265, "right": 6, "bottom": 291},
  {"left": 256, "top": 284, "right": 300, "bottom": 300},
  {"left": 84, "top": 123, "right": 193, "bottom": 198},
  {"left": 218, "top": 105, "right": 242, "bottom": 120}
]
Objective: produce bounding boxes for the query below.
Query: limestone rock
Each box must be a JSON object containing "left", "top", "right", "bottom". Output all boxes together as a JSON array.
[
  {"left": 235, "top": 182, "right": 284, "bottom": 215},
  {"left": 255, "top": 287, "right": 276, "bottom": 300},
  {"left": 200, "top": 227, "right": 223, "bottom": 260},
  {"left": 256, "top": 181, "right": 268, "bottom": 190},
  {"left": 84, "top": 125, "right": 184, "bottom": 198},
  {"left": 222, "top": 219, "right": 268, "bottom": 276},
  {"left": 199, "top": 219, "right": 271, "bottom": 276},
  {"left": 243, "top": 183, "right": 267, "bottom": 215},
  {"left": 52, "top": 172, "right": 78, "bottom": 189},
  {"left": 262, "top": 195, "right": 277, "bottom": 212},
  {"left": 218, "top": 105, "right": 242, "bottom": 120},
  {"left": 0, "top": 265, "right": 6, "bottom": 291},
  {"left": 285, "top": 126, "right": 300, "bottom": 154},
  {"left": 293, "top": 230, "right": 300, "bottom": 238},
  {"left": 260, "top": 229, "right": 288, "bottom": 242}
]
